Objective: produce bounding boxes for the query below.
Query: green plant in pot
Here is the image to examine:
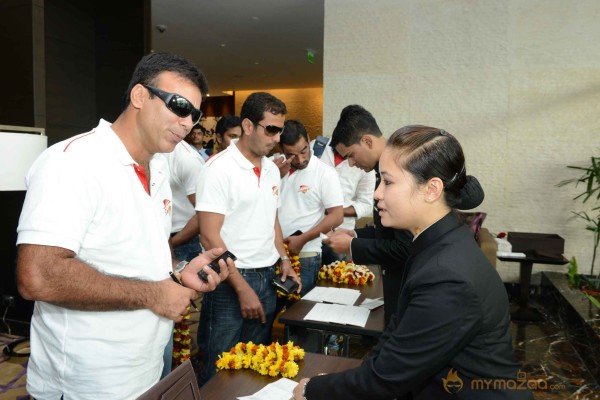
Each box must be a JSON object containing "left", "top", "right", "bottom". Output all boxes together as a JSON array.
[{"left": 558, "top": 154, "right": 600, "bottom": 303}]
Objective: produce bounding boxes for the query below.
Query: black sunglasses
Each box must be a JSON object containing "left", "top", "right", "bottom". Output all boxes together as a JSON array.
[
  {"left": 143, "top": 85, "right": 202, "bottom": 124},
  {"left": 256, "top": 122, "right": 284, "bottom": 136}
]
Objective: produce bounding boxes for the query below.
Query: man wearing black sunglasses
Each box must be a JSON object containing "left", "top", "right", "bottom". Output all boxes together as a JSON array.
[
  {"left": 15, "top": 52, "right": 232, "bottom": 399},
  {"left": 195, "top": 92, "right": 302, "bottom": 386}
]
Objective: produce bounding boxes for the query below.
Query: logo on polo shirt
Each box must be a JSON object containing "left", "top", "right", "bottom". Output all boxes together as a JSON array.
[
  {"left": 298, "top": 185, "right": 309, "bottom": 194},
  {"left": 163, "top": 199, "right": 172, "bottom": 216},
  {"left": 272, "top": 186, "right": 279, "bottom": 196}
]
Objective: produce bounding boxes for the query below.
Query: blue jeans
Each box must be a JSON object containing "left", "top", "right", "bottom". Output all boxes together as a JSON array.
[
  {"left": 197, "top": 265, "right": 277, "bottom": 386},
  {"left": 299, "top": 254, "right": 321, "bottom": 296},
  {"left": 173, "top": 234, "right": 202, "bottom": 262}
]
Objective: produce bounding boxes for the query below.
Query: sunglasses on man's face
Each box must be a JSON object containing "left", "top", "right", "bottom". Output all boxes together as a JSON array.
[
  {"left": 143, "top": 85, "right": 202, "bottom": 124},
  {"left": 256, "top": 122, "right": 284, "bottom": 136}
]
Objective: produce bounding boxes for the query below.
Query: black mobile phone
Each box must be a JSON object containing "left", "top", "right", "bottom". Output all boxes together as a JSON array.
[
  {"left": 271, "top": 277, "right": 299, "bottom": 295},
  {"left": 198, "top": 250, "right": 237, "bottom": 282},
  {"left": 291, "top": 230, "right": 303, "bottom": 236}
]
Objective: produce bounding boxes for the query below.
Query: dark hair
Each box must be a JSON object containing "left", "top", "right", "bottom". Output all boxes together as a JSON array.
[
  {"left": 330, "top": 105, "right": 383, "bottom": 148},
  {"left": 215, "top": 115, "right": 242, "bottom": 136},
  {"left": 121, "top": 52, "right": 209, "bottom": 111},
  {"left": 280, "top": 120, "right": 309, "bottom": 147},
  {"left": 386, "top": 125, "right": 471, "bottom": 209},
  {"left": 240, "top": 92, "right": 287, "bottom": 124}
]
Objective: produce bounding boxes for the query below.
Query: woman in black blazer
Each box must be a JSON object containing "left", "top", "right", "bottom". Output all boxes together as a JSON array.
[{"left": 293, "top": 126, "right": 532, "bottom": 399}]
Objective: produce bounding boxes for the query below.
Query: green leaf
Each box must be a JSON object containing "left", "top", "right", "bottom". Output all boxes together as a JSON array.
[{"left": 568, "top": 257, "right": 580, "bottom": 288}]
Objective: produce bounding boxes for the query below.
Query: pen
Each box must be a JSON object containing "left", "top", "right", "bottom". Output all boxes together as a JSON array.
[{"left": 169, "top": 271, "right": 200, "bottom": 312}]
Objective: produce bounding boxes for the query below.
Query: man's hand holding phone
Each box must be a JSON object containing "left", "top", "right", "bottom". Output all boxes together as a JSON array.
[{"left": 181, "top": 248, "right": 234, "bottom": 292}]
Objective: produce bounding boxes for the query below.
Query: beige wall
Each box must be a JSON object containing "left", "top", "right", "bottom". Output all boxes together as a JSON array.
[
  {"left": 234, "top": 88, "right": 323, "bottom": 139},
  {"left": 324, "top": 0, "right": 600, "bottom": 280}
]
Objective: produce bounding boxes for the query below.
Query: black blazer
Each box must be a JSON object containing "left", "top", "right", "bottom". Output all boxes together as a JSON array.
[{"left": 307, "top": 212, "right": 532, "bottom": 400}]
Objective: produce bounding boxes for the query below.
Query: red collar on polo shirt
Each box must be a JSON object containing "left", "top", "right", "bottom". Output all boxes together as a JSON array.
[
  {"left": 334, "top": 151, "right": 345, "bottom": 167},
  {"left": 133, "top": 164, "right": 150, "bottom": 195}
]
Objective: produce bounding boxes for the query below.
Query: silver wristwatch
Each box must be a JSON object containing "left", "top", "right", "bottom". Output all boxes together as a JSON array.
[{"left": 174, "top": 260, "right": 189, "bottom": 274}]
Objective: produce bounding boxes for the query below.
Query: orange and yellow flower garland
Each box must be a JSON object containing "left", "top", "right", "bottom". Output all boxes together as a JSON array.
[
  {"left": 318, "top": 260, "right": 375, "bottom": 285},
  {"left": 215, "top": 341, "right": 305, "bottom": 378},
  {"left": 172, "top": 309, "right": 192, "bottom": 367},
  {"left": 274, "top": 244, "right": 301, "bottom": 301}
]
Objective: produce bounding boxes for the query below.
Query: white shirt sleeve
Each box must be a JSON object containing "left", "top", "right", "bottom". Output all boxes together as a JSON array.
[
  {"left": 320, "top": 165, "right": 344, "bottom": 209},
  {"left": 195, "top": 164, "right": 228, "bottom": 215},
  {"left": 17, "top": 149, "right": 97, "bottom": 253},
  {"left": 349, "top": 170, "right": 376, "bottom": 220}
]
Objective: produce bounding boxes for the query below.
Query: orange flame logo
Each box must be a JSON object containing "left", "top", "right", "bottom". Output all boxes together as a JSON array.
[
  {"left": 442, "top": 368, "right": 463, "bottom": 394},
  {"left": 163, "top": 199, "right": 172, "bottom": 216}
]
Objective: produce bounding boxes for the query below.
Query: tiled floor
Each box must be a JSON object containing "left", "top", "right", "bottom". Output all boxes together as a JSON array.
[{"left": 2, "top": 297, "right": 600, "bottom": 399}]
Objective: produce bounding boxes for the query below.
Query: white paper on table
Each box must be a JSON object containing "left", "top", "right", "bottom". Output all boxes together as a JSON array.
[
  {"left": 237, "top": 377, "right": 298, "bottom": 400},
  {"left": 496, "top": 251, "right": 526, "bottom": 258},
  {"left": 301, "top": 287, "right": 361, "bottom": 305},
  {"left": 304, "top": 303, "right": 370, "bottom": 327},
  {"left": 359, "top": 297, "right": 384, "bottom": 310}
]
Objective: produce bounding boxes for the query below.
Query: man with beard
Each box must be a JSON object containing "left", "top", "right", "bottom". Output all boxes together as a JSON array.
[
  {"left": 195, "top": 92, "right": 301, "bottom": 386},
  {"left": 278, "top": 120, "right": 344, "bottom": 295}
]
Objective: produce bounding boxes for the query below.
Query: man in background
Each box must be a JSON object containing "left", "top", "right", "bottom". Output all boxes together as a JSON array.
[
  {"left": 187, "top": 123, "right": 210, "bottom": 160},
  {"left": 309, "top": 134, "right": 375, "bottom": 265},
  {"left": 195, "top": 92, "right": 301, "bottom": 386},
  {"left": 214, "top": 114, "right": 242, "bottom": 153},
  {"left": 278, "top": 119, "right": 344, "bottom": 295},
  {"left": 324, "top": 105, "right": 412, "bottom": 323}
]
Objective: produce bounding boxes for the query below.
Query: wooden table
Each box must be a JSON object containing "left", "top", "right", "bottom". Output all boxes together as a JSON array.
[
  {"left": 198, "top": 352, "right": 361, "bottom": 399},
  {"left": 278, "top": 265, "right": 385, "bottom": 356},
  {"left": 498, "top": 251, "right": 568, "bottom": 321}
]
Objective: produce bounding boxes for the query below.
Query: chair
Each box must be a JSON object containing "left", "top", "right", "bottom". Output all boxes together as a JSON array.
[{"left": 137, "top": 360, "right": 201, "bottom": 400}]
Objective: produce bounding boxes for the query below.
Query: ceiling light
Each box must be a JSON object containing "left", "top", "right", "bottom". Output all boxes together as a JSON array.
[{"left": 252, "top": 16, "right": 259, "bottom": 20}]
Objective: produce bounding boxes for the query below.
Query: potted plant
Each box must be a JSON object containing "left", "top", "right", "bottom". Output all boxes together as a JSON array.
[{"left": 558, "top": 154, "right": 600, "bottom": 303}]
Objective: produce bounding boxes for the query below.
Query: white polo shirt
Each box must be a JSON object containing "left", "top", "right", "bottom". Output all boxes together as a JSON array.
[
  {"left": 310, "top": 139, "right": 376, "bottom": 229},
  {"left": 279, "top": 156, "right": 344, "bottom": 252},
  {"left": 17, "top": 119, "right": 173, "bottom": 400},
  {"left": 166, "top": 140, "right": 204, "bottom": 233},
  {"left": 195, "top": 141, "right": 281, "bottom": 268}
]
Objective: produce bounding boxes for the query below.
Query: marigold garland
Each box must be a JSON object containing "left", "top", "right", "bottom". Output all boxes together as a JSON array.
[
  {"left": 215, "top": 341, "right": 305, "bottom": 378},
  {"left": 318, "top": 260, "right": 375, "bottom": 285},
  {"left": 172, "top": 309, "right": 192, "bottom": 367},
  {"left": 274, "top": 244, "right": 302, "bottom": 301}
]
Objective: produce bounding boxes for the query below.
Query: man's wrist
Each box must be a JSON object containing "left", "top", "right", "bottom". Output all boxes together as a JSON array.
[
  {"left": 174, "top": 260, "right": 189, "bottom": 273},
  {"left": 302, "top": 378, "right": 310, "bottom": 399},
  {"left": 280, "top": 255, "right": 290, "bottom": 262}
]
